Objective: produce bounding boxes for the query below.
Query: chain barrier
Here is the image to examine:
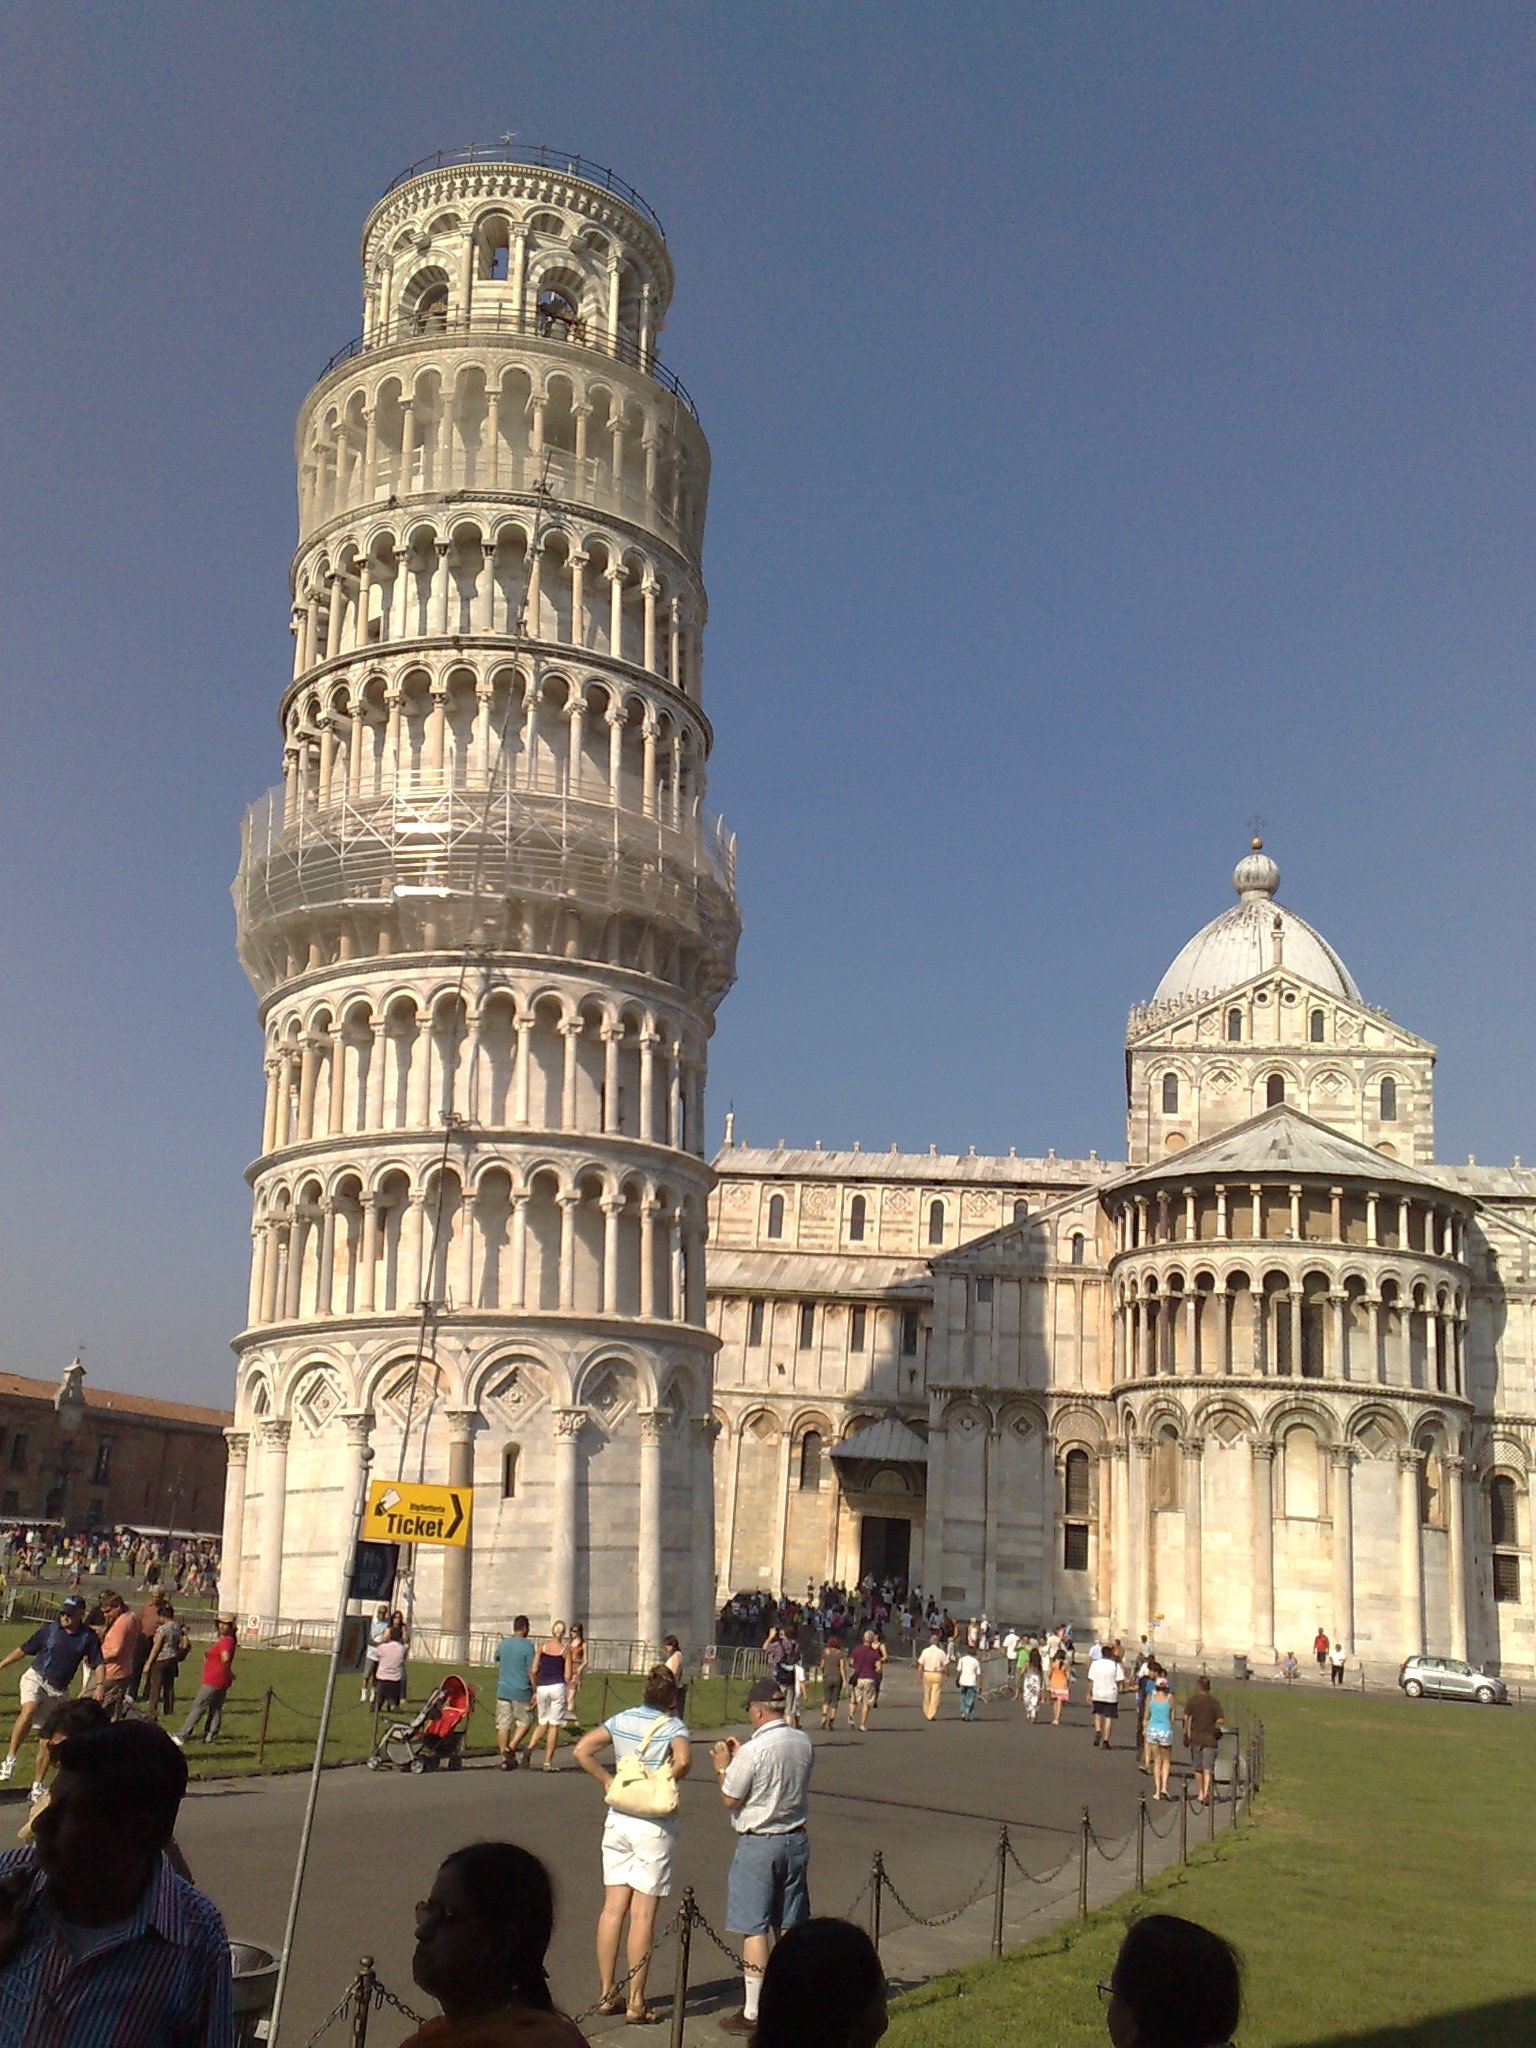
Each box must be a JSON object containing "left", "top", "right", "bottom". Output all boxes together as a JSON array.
[
  {"left": 685, "top": 1894, "right": 745, "bottom": 1971},
  {"left": 293, "top": 1987, "right": 355, "bottom": 2048},
  {"left": 1005, "top": 1837, "right": 1076, "bottom": 1887},
  {"left": 1087, "top": 1820, "right": 1136, "bottom": 1863},
  {"left": 1142, "top": 1798, "right": 1181, "bottom": 1840},
  {"left": 287, "top": 1959, "right": 424, "bottom": 2048},
  {"left": 568, "top": 1904, "right": 683, "bottom": 2025},
  {"left": 877, "top": 1853, "right": 997, "bottom": 1929},
  {"left": 370, "top": 1981, "right": 427, "bottom": 2026}
]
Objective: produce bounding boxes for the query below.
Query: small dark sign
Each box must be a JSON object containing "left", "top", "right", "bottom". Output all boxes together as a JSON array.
[{"left": 350, "top": 1540, "right": 400, "bottom": 1602}]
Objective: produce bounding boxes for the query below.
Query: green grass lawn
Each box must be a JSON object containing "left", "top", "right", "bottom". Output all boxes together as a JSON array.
[
  {"left": 0, "top": 1624, "right": 734, "bottom": 1779},
  {"left": 888, "top": 1684, "right": 1535, "bottom": 2048}
]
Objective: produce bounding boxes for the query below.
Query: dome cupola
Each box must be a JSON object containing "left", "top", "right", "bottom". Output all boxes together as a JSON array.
[{"left": 1150, "top": 840, "right": 1360, "bottom": 1007}]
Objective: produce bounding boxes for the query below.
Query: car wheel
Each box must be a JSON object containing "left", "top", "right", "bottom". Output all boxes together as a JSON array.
[
  {"left": 1476, "top": 1686, "right": 1496, "bottom": 1705},
  {"left": 1403, "top": 1679, "right": 1424, "bottom": 1699}
]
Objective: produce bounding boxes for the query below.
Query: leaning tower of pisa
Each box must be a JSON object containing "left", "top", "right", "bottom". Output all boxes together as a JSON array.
[{"left": 225, "top": 147, "right": 738, "bottom": 1655}]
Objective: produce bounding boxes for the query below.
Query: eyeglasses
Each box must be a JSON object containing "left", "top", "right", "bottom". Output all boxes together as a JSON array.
[{"left": 1097, "top": 1982, "right": 1115, "bottom": 2005}]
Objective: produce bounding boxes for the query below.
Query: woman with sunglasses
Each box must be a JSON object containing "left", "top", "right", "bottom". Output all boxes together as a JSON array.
[{"left": 403, "top": 1841, "right": 590, "bottom": 2048}]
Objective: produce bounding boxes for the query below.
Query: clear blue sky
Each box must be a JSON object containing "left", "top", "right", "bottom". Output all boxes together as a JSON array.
[{"left": 0, "top": 4, "right": 1529, "bottom": 1404}]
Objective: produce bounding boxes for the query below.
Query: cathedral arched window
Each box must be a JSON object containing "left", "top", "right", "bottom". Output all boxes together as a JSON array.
[
  {"left": 1380, "top": 1078, "right": 1398, "bottom": 1122},
  {"left": 928, "top": 1201, "right": 946, "bottom": 1246},
  {"left": 1063, "top": 1448, "right": 1091, "bottom": 1518},
  {"left": 1309, "top": 1009, "right": 1325, "bottom": 1043},
  {"left": 1071, "top": 1232, "right": 1085, "bottom": 1266},
  {"left": 1490, "top": 1474, "right": 1518, "bottom": 1549},
  {"left": 1266, "top": 1074, "right": 1286, "bottom": 1108},
  {"left": 1226, "top": 1008, "right": 1243, "bottom": 1042},
  {"left": 1013, "top": 1200, "right": 1028, "bottom": 1223},
  {"left": 501, "top": 1444, "right": 520, "bottom": 1499},
  {"left": 1282, "top": 1425, "right": 1321, "bottom": 1517},
  {"left": 848, "top": 1195, "right": 867, "bottom": 1242},
  {"left": 1161, "top": 1073, "right": 1180, "bottom": 1114},
  {"left": 799, "top": 1431, "right": 823, "bottom": 1492},
  {"left": 766, "top": 1194, "right": 784, "bottom": 1240}
]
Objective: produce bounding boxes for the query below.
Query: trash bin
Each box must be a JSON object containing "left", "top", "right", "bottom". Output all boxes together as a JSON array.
[
  {"left": 1232, "top": 1654, "right": 1250, "bottom": 1682},
  {"left": 231, "top": 1941, "right": 279, "bottom": 2046}
]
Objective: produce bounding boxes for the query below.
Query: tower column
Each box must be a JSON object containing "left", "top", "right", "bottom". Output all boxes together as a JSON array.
[
  {"left": 219, "top": 1431, "right": 250, "bottom": 1614},
  {"left": 1399, "top": 1450, "right": 1425, "bottom": 1657},
  {"left": 637, "top": 1411, "right": 665, "bottom": 1647},
  {"left": 1250, "top": 1440, "right": 1276, "bottom": 1656},
  {"left": 255, "top": 1420, "right": 291, "bottom": 1630},
  {"left": 1181, "top": 1438, "right": 1204, "bottom": 1650},
  {"left": 1445, "top": 1454, "right": 1468, "bottom": 1658},
  {"left": 1330, "top": 1446, "right": 1356, "bottom": 1655},
  {"left": 440, "top": 1411, "right": 476, "bottom": 1661},
  {"left": 551, "top": 1409, "right": 583, "bottom": 1626}
]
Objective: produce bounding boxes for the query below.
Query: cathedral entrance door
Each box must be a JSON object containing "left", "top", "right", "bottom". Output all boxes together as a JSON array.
[{"left": 859, "top": 1515, "right": 910, "bottom": 1586}]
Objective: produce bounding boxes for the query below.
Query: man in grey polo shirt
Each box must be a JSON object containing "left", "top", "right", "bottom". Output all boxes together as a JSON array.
[{"left": 711, "top": 1677, "right": 814, "bottom": 2036}]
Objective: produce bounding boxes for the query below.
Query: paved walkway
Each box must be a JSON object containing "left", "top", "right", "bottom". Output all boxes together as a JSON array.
[{"left": 165, "top": 1664, "right": 1231, "bottom": 2046}]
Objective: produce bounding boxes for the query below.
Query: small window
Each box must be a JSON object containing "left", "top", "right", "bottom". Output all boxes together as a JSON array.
[
  {"left": 900, "top": 1309, "right": 920, "bottom": 1357},
  {"left": 975, "top": 1278, "right": 993, "bottom": 1305},
  {"left": 1013, "top": 1199, "right": 1028, "bottom": 1222},
  {"left": 927, "top": 1200, "right": 945, "bottom": 1246},
  {"left": 1266, "top": 1074, "right": 1286, "bottom": 1108},
  {"left": 1064, "top": 1448, "right": 1091, "bottom": 1518},
  {"left": 1380, "top": 1078, "right": 1398, "bottom": 1122},
  {"left": 8, "top": 1434, "right": 26, "bottom": 1474},
  {"left": 1070, "top": 1233, "right": 1085, "bottom": 1267},
  {"left": 501, "top": 1444, "right": 519, "bottom": 1499},
  {"left": 1226, "top": 1008, "right": 1243, "bottom": 1041},
  {"left": 848, "top": 1195, "right": 867, "bottom": 1242},
  {"left": 92, "top": 1442, "right": 112, "bottom": 1485},
  {"left": 798, "top": 1302, "right": 816, "bottom": 1350},
  {"left": 1309, "top": 1009, "right": 1325, "bottom": 1043},
  {"left": 747, "top": 1299, "right": 765, "bottom": 1348},
  {"left": 766, "top": 1194, "right": 785, "bottom": 1240},
  {"left": 1161, "top": 1073, "right": 1179, "bottom": 1114},
  {"left": 1493, "top": 1553, "right": 1521, "bottom": 1604},
  {"left": 850, "top": 1305, "right": 867, "bottom": 1352},
  {"left": 1063, "top": 1524, "right": 1089, "bottom": 1573},
  {"left": 1491, "top": 1475, "right": 1518, "bottom": 1548},
  {"left": 799, "top": 1432, "right": 823, "bottom": 1492}
]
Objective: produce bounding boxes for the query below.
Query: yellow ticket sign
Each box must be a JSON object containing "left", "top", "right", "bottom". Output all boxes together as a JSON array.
[{"left": 366, "top": 1480, "right": 472, "bottom": 1547}]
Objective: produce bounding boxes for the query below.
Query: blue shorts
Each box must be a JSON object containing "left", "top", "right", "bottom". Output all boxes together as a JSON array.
[{"left": 726, "top": 1830, "right": 811, "bottom": 1937}]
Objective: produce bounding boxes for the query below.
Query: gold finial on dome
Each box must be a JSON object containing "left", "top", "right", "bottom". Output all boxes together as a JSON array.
[{"left": 1251, "top": 835, "right": 1264, "bottom": 851}]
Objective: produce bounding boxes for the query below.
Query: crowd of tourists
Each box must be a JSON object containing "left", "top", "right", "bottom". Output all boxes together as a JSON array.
[
  {"left": 0, "top": 1587, "right": 1246, "bottom": 2047},
  {"left": 0, "top": 1527, "right": 221, "bottom": 1599}
]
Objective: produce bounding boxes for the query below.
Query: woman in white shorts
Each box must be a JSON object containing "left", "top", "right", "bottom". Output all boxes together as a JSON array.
[
  {"left": 533, "top": 1622, "right": 572, "bottom": 1771},
  {"left": 572, "top": 1665, "right": 691, "bottom": 2025}
]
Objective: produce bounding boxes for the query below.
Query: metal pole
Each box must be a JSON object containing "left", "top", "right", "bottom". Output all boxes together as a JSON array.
[
  {"left": 269, "top": 1447, "right": 375, "bottom": 2047},
  {"left": 256, "top": 1688, "right": 274, "bottom": 1766},
  {"left": 349, "top": 1957, "right": 376, "bottom": 2048},
  {"left": 1179, "top": 1785, "right": 1189, "bottom": 1865},
  {"left": 1207, "top": 1778, "right": 1216, "bottom": 1844},
  {"left": 992, "top": 1827, "right": 1007, "bottom": 1958},
  {"left": 1234, "top": 1729, "right": 1243, "bottom": 1825},
  {"left": 1078, "top": 1807, "right": 1090, "bottom": 1918},
  {"left": 869, "top": 1852, "right": 884, "bottom": 1956},
  {"left": 1136, "top": 1799, "right": 1146, "bottom": 1890},
  {"left": 668, "top": 1891, "right": 694, "bottom": 2048}
]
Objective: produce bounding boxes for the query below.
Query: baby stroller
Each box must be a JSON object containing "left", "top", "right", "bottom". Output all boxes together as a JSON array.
[{"left": 366, "top": 1674, "right": 476, "bottom": 1773}]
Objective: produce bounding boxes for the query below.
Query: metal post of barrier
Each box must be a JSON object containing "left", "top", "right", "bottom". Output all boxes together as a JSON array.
[
  {"left": 1207, "top": 1783, "right": 1216, "bottom": 1844},
  {"left": 1078, "top": 1808, "right": 1090, "bottom": 1917},
  {"left": 256, "top": 1688, "right": 273, "bottom": 1766},
  {"left": 668, "top": 1891, "right": 694, "bottom": 2048},
  {"left": 992, "top": 1827, "right": 1008, "bottom": 1957},
  {"left": 349, "top": 1957, "right": 376, "bottom": 2048},
  {"left": 869, "top": 1853, "right": 884, "bottom": 1955},
  {"left": 1136, "top": 1799, "right": 1146, "bottom": 1890},
  {"left": 1233, "top": 1730, "right": 1242, "bottom": 1825},
  {"left": 599, "top": 1673, "right": 610, "bottom": 1721},
  {"left": 1179, "top": 1786, "right": 1189, "bottom": 1864}
]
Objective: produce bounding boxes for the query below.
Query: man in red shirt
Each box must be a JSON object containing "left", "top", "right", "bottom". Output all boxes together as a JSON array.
[
  {"left": 1312, "top": 1627, "right": 1330, "bottom": 1673},
  {"left": 172, "top": 1618, "right": 237, "bottom": 1747}
]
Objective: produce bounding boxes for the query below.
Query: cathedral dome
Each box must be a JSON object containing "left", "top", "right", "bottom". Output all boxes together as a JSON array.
[{"left": 1152, "top": 842, "right": 1360, "bottom": 1006}]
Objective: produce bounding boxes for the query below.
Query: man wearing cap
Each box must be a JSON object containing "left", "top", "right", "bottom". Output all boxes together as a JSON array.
[
  {"left": 0, "top": 1597, "right": 102, "bottom": 1787},
  {"left": 710, "top": 1678, "right": 814, "bottom": 2036}
]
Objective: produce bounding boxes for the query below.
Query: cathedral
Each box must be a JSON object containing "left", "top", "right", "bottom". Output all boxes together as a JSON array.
[{"left": 707, "top": 841, "right": 1536, "bottom": 1676}]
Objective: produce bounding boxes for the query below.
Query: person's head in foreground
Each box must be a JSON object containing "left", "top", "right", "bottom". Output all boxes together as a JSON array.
[
  {"left": 413, "top": 1841, "right": 558, "bottom": 2024},
  {"left": 31, "top": 1720, "right": 186, "bottom": 1922},
  {"left": 755, "top": 1918, "right": 886, "bottom": 2048},
  {"left": 1104, "top": 1914, "right": 1243, "bottom": 2048}
]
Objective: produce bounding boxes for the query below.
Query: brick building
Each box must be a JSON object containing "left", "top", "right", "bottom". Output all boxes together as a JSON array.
[{"left": 0, "top": 1360, "right": 230, "bottom": 1536}]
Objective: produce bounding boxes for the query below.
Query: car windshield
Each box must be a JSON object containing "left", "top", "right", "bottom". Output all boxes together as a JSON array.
[{"left": 1446, "top": 1660, "right": 1472, "bottom": 1674}]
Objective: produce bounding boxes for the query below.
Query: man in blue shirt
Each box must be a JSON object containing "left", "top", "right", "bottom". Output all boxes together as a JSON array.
[
  {"left": 0, "top": 1597, "right": 102, "bottom": 1785},
  {"left": 493, "top": 1614, "right": 537, "bottom": 1770},
  {"left": 0, "top": 1717, "right": 232, "bottom": 2046}
]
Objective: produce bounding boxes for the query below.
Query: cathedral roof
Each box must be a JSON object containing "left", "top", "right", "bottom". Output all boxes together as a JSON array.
[
  {"left": 829, "top": 1416, "right": 930, "bottom": 1464},
  {"left": 706, "top": 1248, "right": 931, "bottom": 1297},
  {"left": 1152, "top": 841, "right": 1360, "bottom": 1007},
  {"left": 1110, "top": 1103, "right": 1458, "bottom": 1196},
  {"left": 712, "top": 1146, "right": 1114, "bottom": 1186}
]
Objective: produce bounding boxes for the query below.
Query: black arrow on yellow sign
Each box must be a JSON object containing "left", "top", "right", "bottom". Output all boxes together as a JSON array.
[{"left": 444, "top": 1492, "right": 464, "bottom": 1542}]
